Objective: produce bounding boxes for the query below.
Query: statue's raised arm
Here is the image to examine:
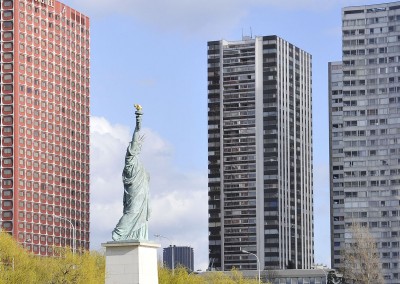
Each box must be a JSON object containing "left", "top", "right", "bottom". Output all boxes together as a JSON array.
[
  {"left": 112, "top": 104, "right": 150, "bottom": 241},
  {"left": 127, "top": 104, "right": 143, "bottom": 156},
  {"left": 134, "top": 104, "right": 142, "bottom": 131}
]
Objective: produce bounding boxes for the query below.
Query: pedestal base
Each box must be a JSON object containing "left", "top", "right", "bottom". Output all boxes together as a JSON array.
[{"left": 102, "top": 241, "right": 160, "bottom": 284}]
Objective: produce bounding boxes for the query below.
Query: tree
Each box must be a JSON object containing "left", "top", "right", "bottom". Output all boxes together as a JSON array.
[
  {"left": 340, "top": 223, "right": 384, "bottom": 284},
  {"left": 158, "top": 265, "right": 265, "bottom": 284},
  {"left": 0, "top": 230, "right": 44, "bottom": 284},
  {"left": 43, "top": 247, "right": 105, "bottom": 284},
  {"left": 0, "top": 231, "right": 271, "bottom": 284},
  {"left": 158, "top": 265, "right": 204, "bottom": 284},
  {"left": 327, "top": 270, "right": 343, "bottom": 284},
  {"left": 0, "top": 231, "right": 105, "bottom": 284},
  {"left": 264, "top": 269, "right": 278, "bottom": 284}
]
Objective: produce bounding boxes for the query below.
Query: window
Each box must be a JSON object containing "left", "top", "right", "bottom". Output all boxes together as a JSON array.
[
  {"left": 3, "top": 126, "right": 13, "bottom": 134},
  {"left": 4, "top": 42, "right": 13, "bottom": 51},
  {"left": 3, "top": 1, "right": 13, "bottom": 8},
  {"left": 3, "top": 74, "right": 13, "bottom": 82},
  {"left": 3, "top": 21, "right": 13, "bottom": 28},
  {"left": 3, "top": 32, "right": 13, "bottom": 40},
  {"left": 3, "top": 147, "right": 12, "bottom": 155},
  {"left": 3, "top": 64, "right": 13, "bottom": 71},
  {"left": 3, "top": 85, "right": 13, "bottom": 92},
  {"left": 3, "top": 53, "right": 13, "bottom": 60}
]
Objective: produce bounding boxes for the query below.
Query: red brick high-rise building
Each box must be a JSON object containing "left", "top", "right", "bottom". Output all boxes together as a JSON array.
[{"left": 0, "top": 0, "right": 90, "bottom": 255}]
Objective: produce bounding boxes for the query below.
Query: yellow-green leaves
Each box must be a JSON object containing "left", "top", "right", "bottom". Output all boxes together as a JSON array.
[
  {"left": 0, "top": 231, "right": 105, "bottom": 284},
  {"left": 158, "top": 265, "right": 264, "bottom": 284}
]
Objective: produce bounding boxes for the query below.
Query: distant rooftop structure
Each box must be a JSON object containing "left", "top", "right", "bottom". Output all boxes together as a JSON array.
[{"left": 242, "top": 27, "right": 253, "bottom": 40}]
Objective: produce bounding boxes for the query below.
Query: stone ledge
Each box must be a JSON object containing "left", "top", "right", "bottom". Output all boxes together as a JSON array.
[{"left": 102, "top": 241, "right": 161, "bottom": 249}]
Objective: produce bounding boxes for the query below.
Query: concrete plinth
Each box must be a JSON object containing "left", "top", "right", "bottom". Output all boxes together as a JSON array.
[{"left": 102, "top": 241, "right": 160, "bottom": 284}]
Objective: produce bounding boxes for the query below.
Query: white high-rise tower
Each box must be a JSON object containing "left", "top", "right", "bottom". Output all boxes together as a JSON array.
[{"left": 330, "top": 2, "right": 400, "bottom": 282}]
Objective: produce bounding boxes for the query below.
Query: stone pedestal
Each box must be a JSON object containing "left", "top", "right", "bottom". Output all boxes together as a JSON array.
[{"left": 102, "top": 241, "right": 160, "bottom": 284}]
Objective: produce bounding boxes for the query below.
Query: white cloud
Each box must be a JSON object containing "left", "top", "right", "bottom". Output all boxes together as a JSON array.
[
  {"left": 90, "top": 116, "right": 208, "bottom": 270},
  {"left": 62, "top": 0, "right": 344, "bottom": 37},
  {"left": 63, "top": 0, "right": 246, "bottom": 36},
  {"left": 62, "top": 0, "right": 380, "bottom": 37},
  {"left": 90, "top": 116, "right": 332, "bottom": 269}
]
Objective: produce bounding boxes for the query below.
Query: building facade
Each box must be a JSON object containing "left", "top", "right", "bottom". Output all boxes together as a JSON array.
[
  {"left": 329, "top": 2, "right": 400, "bottom": 282},
  {"left": 163, "top": 246, "right": 194, "bottom": 272},
  {"left": 207, "top": 36, "right": 313, "bottom": 271},
  {"left": 0, "top": 0, "right": 90, "bottom": 255},
  {"left": 225, "top": 268, "right": 335, "bottom": 284}
]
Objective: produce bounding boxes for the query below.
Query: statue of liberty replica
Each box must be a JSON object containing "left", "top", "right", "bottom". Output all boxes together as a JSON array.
[{"left": 112, "top": 104, "right": 150, "bottom": 241}]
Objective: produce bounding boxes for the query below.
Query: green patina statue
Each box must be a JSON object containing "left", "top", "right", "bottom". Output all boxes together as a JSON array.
[{"left": 112, "top": 104, "right": 150, "bottom": 241}]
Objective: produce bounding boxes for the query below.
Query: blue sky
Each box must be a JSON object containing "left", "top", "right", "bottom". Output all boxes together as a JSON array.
[{"left": 61, "top": 0, "right": 388, "bottom": 270}]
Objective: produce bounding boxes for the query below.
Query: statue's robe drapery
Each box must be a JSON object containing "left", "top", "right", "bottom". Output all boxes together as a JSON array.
[{"left": 112, "top": 132, "right": 150, "bottom": 241}]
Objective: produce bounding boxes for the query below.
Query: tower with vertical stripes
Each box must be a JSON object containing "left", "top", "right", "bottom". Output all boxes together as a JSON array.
[{"left": 207, "top": 35, "right": 313, "bottom": 270}]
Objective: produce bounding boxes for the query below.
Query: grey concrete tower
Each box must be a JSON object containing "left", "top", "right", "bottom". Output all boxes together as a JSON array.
[
  {"left": 330, "top": 2, "right": 400, "bottom": 282},
  {"left": 208, "top": 35, "right": 313, "bottom": 271}
]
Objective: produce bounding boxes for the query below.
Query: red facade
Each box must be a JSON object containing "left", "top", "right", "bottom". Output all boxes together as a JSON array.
[{"left": 0, "top": 0, "right": 90, "bottom": 255}]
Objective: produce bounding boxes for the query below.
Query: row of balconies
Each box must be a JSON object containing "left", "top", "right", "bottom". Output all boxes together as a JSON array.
[{"left": 3, "top": 198, "right": 90, "bottom": 213}]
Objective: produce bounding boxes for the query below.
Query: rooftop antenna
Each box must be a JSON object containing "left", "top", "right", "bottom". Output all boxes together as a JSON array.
[
  {"left": 250, "top": 27, "right": 253, "bottom": 38},
  {"left": 242, "top": 27, "right": 252, "bottom": 41}
]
